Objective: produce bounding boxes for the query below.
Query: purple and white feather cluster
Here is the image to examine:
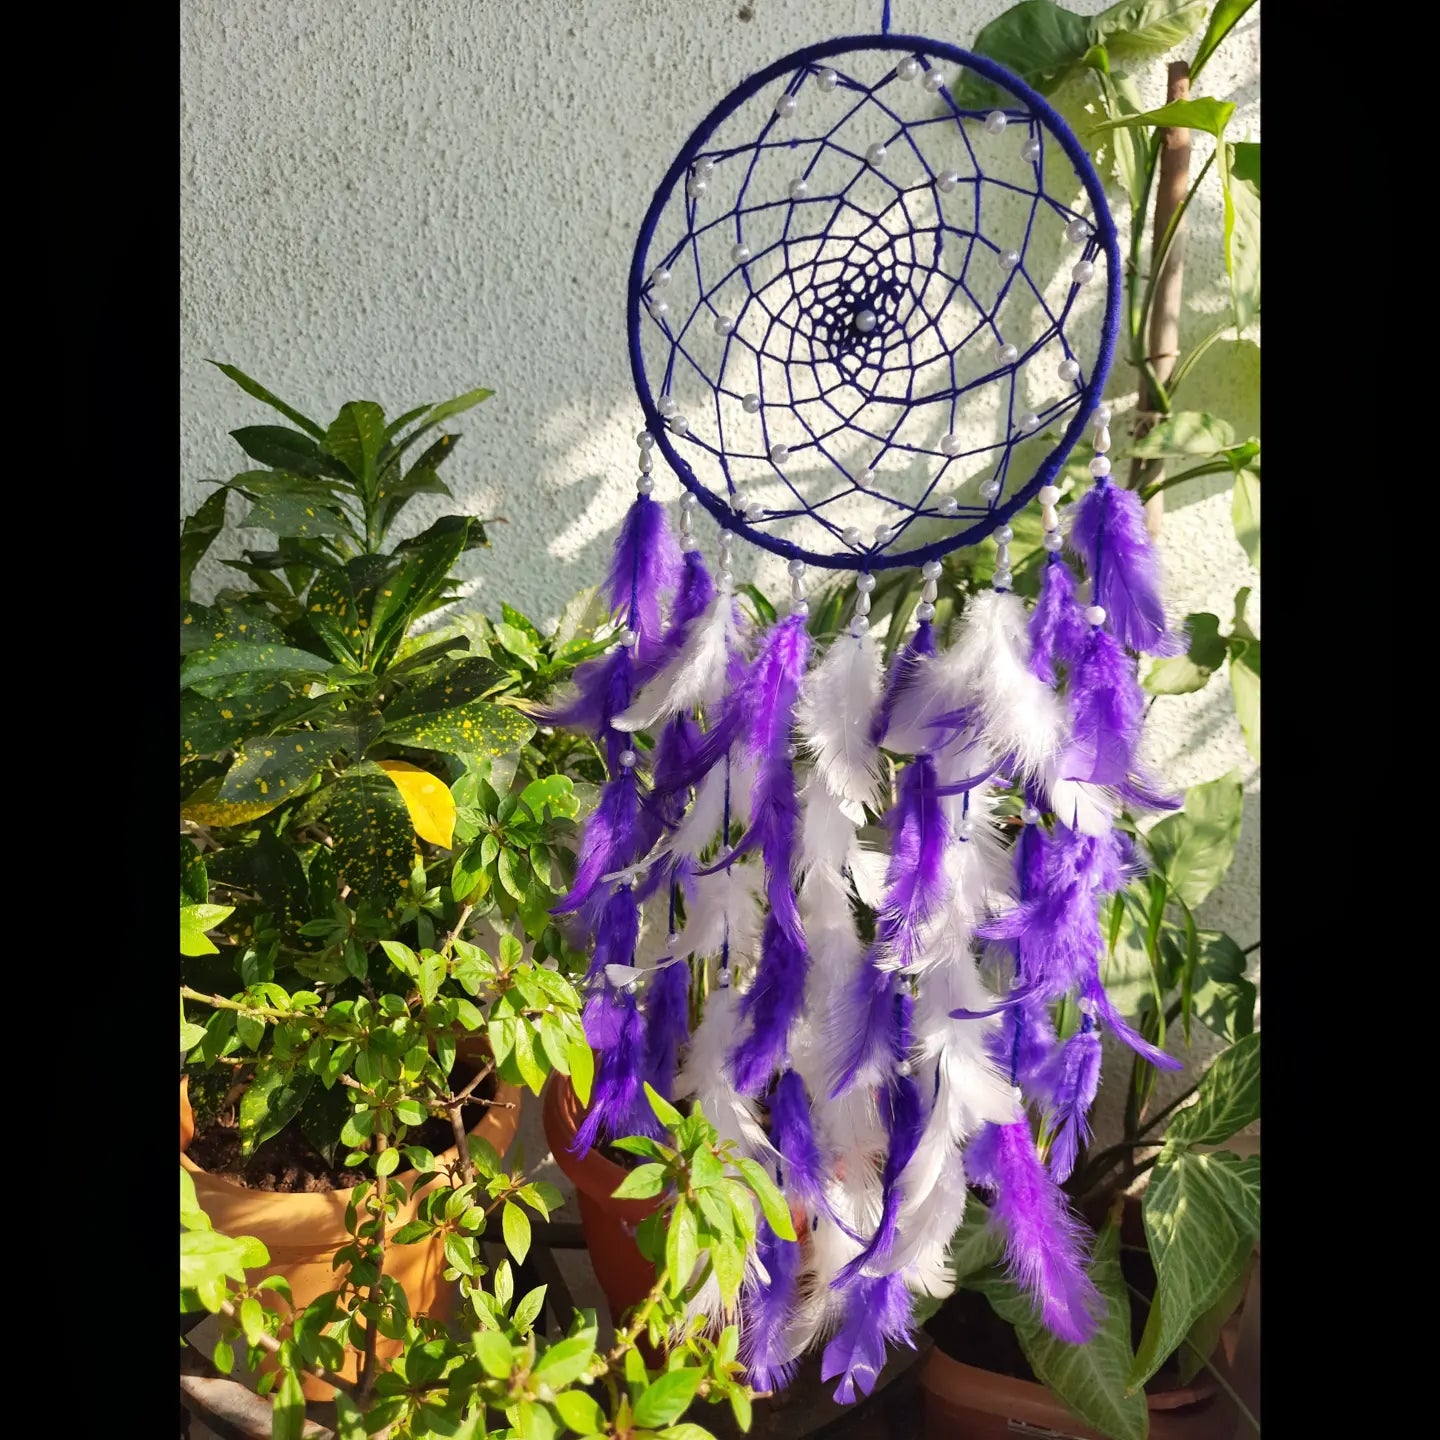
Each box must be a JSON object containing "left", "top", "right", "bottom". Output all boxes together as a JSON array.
[{"left": 547, "top": 421, "right": 1183, "bottom": 1401}]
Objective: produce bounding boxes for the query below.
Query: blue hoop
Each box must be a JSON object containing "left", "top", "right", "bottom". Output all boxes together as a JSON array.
[{"left": 626, "top": 33, "right": 1122, "bottom": 573}]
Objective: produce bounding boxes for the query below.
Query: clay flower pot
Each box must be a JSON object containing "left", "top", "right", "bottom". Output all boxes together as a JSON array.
[
  {"left": 181, "top": 1073, "right": 522, "bottom": 1401},
  {"left": 542, "top": 1073, "right": 664, "bottom": 1325}
]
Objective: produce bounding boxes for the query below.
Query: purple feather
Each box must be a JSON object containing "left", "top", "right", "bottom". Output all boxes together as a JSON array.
[
  {"left": 1084, "top": 973, "right": 1184, "bottom": 1071},
  {"left": 829, "top": 959, "right": 901, "bottom": 1098},
  {"left": 604, "top": 494, "right": 683, "bottom": 649},
  {"left": 635, "top": 548, "right": 716, "bottom": 688},
  {"left": 741, "top": 1217, "right": 802, "bottom": 1395},
  {"left": 992, "top": 995, "right": 1060, "bottom": 1097},
  {"left": 574, "top": 989, "right": 663, "bottom": 1153},
  {"left": 769, "top": 1069, "right": 826, "bottom": 1213},
  {"left": 643, "top": 959, "right": 691, "bottom": 1101},
  {"left": 835, "top": 1069, "right": 924, "bottom": 1285},
  {"left": 585, "top": 885, "right": 640, "bottom": 984},
  {"left": 739, "top": 612, "right": 812, "bottom": 764},
  {"left": 871, "top": 617, "right": 936, "bottom": 745},
  {"left": 645, "top": 713, "right": 702, "bottom": 831},
  {"left": 821, "top": 1272, "right": 915, "bottom": 1404},
  {"left": 542, "top": 644, "right": 635, "bottom": 763},
  {"left": 1030, "top": 558, "right": 1090, "bottom": 684},
  {"left": 878, "top": 754, "right": 950, "bottom": 970},
  {"left": 965, "top": 1120, "right": 1103, "bottom": 1344},
  {"left": 1043, "top": 1023, "right": 1103, "bottom": 1181},
  {"left": 553, "top": 772, "right": 640, "bottom": 916},
  {"left": 1056, "top": 627, "right": 1144, "bottom": 789},
  {"left": 731, "top": 907, "right": 809, "bottom": 1095},
  {"left": 1067, "top": 481, "right": 1184, "bottom": 657}
]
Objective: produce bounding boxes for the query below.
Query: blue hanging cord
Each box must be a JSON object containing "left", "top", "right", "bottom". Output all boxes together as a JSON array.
[{"left": 881, "top": 0, "right": 892, "bottom": 34}]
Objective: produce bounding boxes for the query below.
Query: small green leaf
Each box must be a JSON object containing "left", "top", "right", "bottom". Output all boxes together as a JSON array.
[
  {"left": 238, "top": 1059, "right": 314, "bottom": 1158},
  {"left": 180, "top": 490, "right": 230, "bottom": 601},
  {"left": 612, "top": 1163, "right": 668, "bottom": 1201},
  {"left": 1190, "top": 0, "right": 1257, "bottom": 80},
  {"left": 1129, "top": 410, "right": 1236, "bottom": 459},
  {"left": 1144, "top": 772, "right": 1244, "bottom": 909},
  {"left": 643, "top": 1081, "right": 683, "bottom": 1129},
  {"left": 512, "top": 1284, "right": 547, "bottom": 1334},
  {"left": 733, "top": 1157, "right": 796, "bottom": 1241},
  {"left": 218, "top": 730, "right": 347, "bottom": 810},
  {"left": 473, "top": 1328, "right": 514, "bottom": 1379},
  {"left": 633, "top": 1369, "right": 702, "bottom": 1429},
  {"left": 567, "top": 1037, "right": 595, "bottom": 1108},
  {"left": 1231, "top": 468, "right": 1260, "bottom": 571},
  {"left": 1144, "top": 612, "right": 1224, "bottom": 695},
  {"left": 325, "top": 401, "right": 387, "bottom": 487},
  {"left": 1230, "top": 642, "right": 1260, "bottom": 761},
  {"left": 384, "top": 699, "right": 536, "bottom": 764},
  {"left": 272, "top": 1369, "right": 307, "bottom": 1440},
  {"left": 208, "top": 362, "right": 327, "bottom": 439},
  {"left": 1089, "top": 95, "right": 1235, "bottom": 139},
  {"left": 553, "top": 1389, "right": 603, "bottom": 1433},
  {"left": 532, "top": 1334, "right": 595, "bottom": 1389},
  {"left": 502, "top": 1200, "right": 532, "bottom": 1264}
]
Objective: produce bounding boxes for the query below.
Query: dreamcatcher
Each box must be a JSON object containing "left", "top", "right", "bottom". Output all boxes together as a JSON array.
[{"left": 547, "top": 10, "right": 1184, "bottom": 1405}]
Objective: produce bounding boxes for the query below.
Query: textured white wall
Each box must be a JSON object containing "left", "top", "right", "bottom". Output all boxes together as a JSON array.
[{"left": 181, "top": 0, "right": 1259, "bottom": 1117}]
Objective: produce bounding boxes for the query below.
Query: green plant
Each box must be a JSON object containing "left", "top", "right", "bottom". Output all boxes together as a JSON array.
[{"left": 181, "top": 1083, "right": 781, "bottom": 1439}]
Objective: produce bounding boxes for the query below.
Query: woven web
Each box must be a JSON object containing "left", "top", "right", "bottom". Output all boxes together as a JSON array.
[{"left": 631, "top": 42, "right": 1111, "bottom": 568}]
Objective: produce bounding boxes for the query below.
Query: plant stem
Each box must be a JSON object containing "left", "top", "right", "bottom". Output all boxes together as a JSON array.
[
  {"left": 1129, "top": 60, "right": 1193, "bottom": 535},
  {"left": 1138, "top": 458, "right": 1234, "bottom": 504},
  {"left": 179, "top": 986, "right": 315, "bottom": 1023},
  {"left": 357, "top": 1140, "right": 390, "bottom": 1401}
]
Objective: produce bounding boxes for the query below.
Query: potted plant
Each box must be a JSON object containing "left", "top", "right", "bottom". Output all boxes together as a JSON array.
[{"left": 180, "top": 365, "right": 620, "bottom": 1396}]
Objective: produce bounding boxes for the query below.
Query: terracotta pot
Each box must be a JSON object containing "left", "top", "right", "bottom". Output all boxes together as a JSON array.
[
  {"left": 181, "top": 1071, "right": 522, "bottom": 1402},
  {"left": 542, "top": 1073, "right": 663, "bottom": 1326},
  {"left": 919, "top": 1348, "right": 1219, "bottom": 1440}
]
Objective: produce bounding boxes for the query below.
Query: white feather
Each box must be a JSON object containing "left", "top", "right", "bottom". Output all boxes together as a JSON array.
[
  {"left": 1046, "top": 770, "right": 1116, "bottom": 836},
  {"left": 666, "top": 762, "right": 730, "bottom": 860},
  {"left": 887, "top": 1151, "right": 974, "bottom": 1296},
  {"left": 796, "top": 773, "right": 861, "bottom": 882},
  {"left": 675, "top": 862, "right": 764, "bottom": 965},
  {"left": 928, "top": 589, "right": 1066, "bottom": 777},
  {"left": 613, "top": 582, "right": 740, "bottom": 731},
  {"left": 795, "top": 630, "right": 884, "bottom": 807},
  {"left": 848, "top": 842, "right": 890, "bottom": 910},
  {"left": 674, "top": 984, "right": 779, "bottom": 1165}
]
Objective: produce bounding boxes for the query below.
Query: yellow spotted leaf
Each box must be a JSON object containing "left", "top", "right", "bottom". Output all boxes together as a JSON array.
[
  {"left": 379, "top": 760, "right": 456, "bottom": 848},
  {"left": 383, "top": 698, "right": 536, "bottom": 763},
  {"left": 325, "top": 772, "right": 419, "bottom": 905},
  {"left": 181, "top": 776, "right": 286, "bottom": 826}
]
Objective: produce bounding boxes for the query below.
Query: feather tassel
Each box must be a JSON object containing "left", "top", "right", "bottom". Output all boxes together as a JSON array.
[
  {"left": 643, "top": 957, "right": 692, "bottom": 1102},
  {"left": 796, "top": 629, "right": 884, "bottom": 808},
  {"left": 820, "top": 1273, "right": 914, "bottom": 1404},
  {"left": 1029, "top": 557, "right": 1090, "bottom": 684},
  {"left": 741, "top": 1218, "right": 804, "bottom": 1395},
  {"left": 603, "top": 493, "right": 683, "bottom": 650}
]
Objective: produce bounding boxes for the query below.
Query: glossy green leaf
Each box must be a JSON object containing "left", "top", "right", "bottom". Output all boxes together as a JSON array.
[
  {"left": 180, "top": 903, "right": 234, "bottom": 956},
  {"left": 1170, "top": 1033, "right": 1260, "bottom": 1145},
  {"left": 956, "top": 2, "right": 1093, "bottom": 104},
  {"left": 1143, "top": 772, "right": 1243, "bottom": 908},
  {"left": 1229, "top": 641, "right": 1260, "bottom": 761},
  {"left": 568, "top": 1035, "right": 594, "bottom": 1107},
  {"left": 217, "top": 729, "right": 347, "bottom": 809},
  {"left": 387, "top": 657, "right": 509, "bottom": 719},
  {"left": 552, "top": 1389, "right": 602, "bottom": 1433},
  {"left": 1189, "top": 931, "right": 1256, "bottom": 1041},
  {"left": 385, "top": 699, "right": 536, "bottom": 763},
  {"left": 238, "top": 1058, "right": 315, "bottom": 1158},
  {"left": 502, "top": 1200, "right": 532, "bottom": 1264},
  {"left": 325, "top": 771, "right": 420, "bottom": 906},
  {"left": 230, "top": 425, "right": 341, "bottom": 477},
  {"left": 180, "top": 490, "right": 230, "bottom": 601},
  {"left": 1091, "top": 0, "right": 1206, "bottom": 62},
  {"left": 208, "top": 361, "right": 327, "bottom": 438},
  {"left": 1176, "top": 1256, "right": 1252, "bottom": 1383},
  {"left": 239, "top": 491, "right": 349, "bottom": 540},
  {"left": 1090, "top": 95, "right": 1235, "bottom": 139},
  {"left": 633, "top": 1369, "right": 702, "bottom": 1429},
  {"left": 1223, "top": 142, "right": 1261, "bottom": 331},
  {"left": 325, "top": 401, "right": 387, "bottom": 487},
  {"left": 518, "top": 773, "right": 579, "bottom": 820},
  {"left": 1131, "top": 1148, "right": 1261, "bottom": 1389},
  {"left": 733, "top": 1157, "right": 795, "bottom": 1241},
  {"left": 532, "top": 1334, "right": 594, "bottom": 1389},
  {"left": 1190, "top": 0, "right": 1258, "bottom": 82},
  {"left": 612, "top": 1163, "right": 667, "bottom": 1200},
  {"left": 181, "top": 639, "right": 327, "bottom": 691},
  {"left": 1144, "top": 611, "right": 1224, "bottom": 695}
]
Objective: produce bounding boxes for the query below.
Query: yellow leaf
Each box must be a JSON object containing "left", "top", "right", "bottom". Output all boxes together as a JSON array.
[{"left": 379, "top": 761, "right": 456, "bottom": 848}]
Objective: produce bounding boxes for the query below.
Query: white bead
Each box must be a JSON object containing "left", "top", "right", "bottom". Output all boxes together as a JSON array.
[
  {"left": 1065, "top": 217, "right": 1091, "bottom": 243},
  {"left": 1038, "top": 484, "right": 1060, "bottom": 505},
  {"left": 791, "top": 598, "right": 809, "bottom": 616},
  {"left": 896, "top": 57, "right": 921, "bottom": 82},
  {"left": 744, "top": 502, "right": 764, "bottom": 521},
  {"left": 732, "top": 242, "right": 752, "bottom": 263},
  {"left": 1085, "top": 605, "right": 1107, "bottom": 626},
  {"left": 695, "top": 158, "right": 715, "bottom": 177},
  {"left": 842, "top": 526, "right": 863, "bottom": 545},
  {"left": 941, "top": 433, "right": 962, "bottom": 456},
  {"left": 984, "top": 110, "right": 1007, "bottom": 135},
  {"left": 921, "top": 560, "right": 942, "bottom": 581},
  {"left": 866, "top": 142, "right": 887, "bottom": 166},
  {"left": 855, "top": 592, "right": 871, "bottom": 616},
  {"left": 787, "top": 558, "right": 806, "bottom": 577},
  {"left": 618, "top": 749, "right": 637, "bottom": 768},
  {"left": 993, "top": 524, "right": 1013, "bottom": 544},
  {"left": 1018, "top": 412, "right": 1040, "bottom": 434},
  {"left": 638, "top": 449, "right": 654, "bottom": 473},
  {"left": 896, "top": 1059, "right": 914, "bottom": 1077},
  {"left": 1089, "top": 455, "right": 1112, "bottom": 478},
  {"left": 995, "top": 546, "right": 1011, "bottom": 567},
  {"left": 923, "top": 68, "right": 946, "bottom": 92},
  {"left": 849, "top": 614, "right": 869, "bottom": 635},
  {"left": 1042, "top": 530, "right": 1064, "bottom": 552},
  {"left": 649, "top": 298, "right": 670, "bottom": 320},
  {"left": 715, "top": 315, "right": 735, "bottom": 337},
  {"left": 1058, "top": 358, "right": 1081, "bottom": 382},
  {"left": 667, "top": 414, "right": 689, "bottom": 436},
  {"left": 742, "top": 392, "right": 761, "bottom": 413},
  {"left": 1041, "top": 504, "right": 1059, "bottom": 528},
  {"left": 658, "top": 394, "right": 678, "bottom": 418},
  {"left": 956, "top": 817, "right": 974, "bottom": 839},
  {"left": 857, "top": 571, "right": 876, "bottom": 593},
  {"left": 785, "top": 742, "right": 799, "bottom": 760},
  {"left": 667, "top": 932, "right": 681, "bottom": 946},
  {"left": 816, "top": 67, "right": 838, "bottom": 92},
  {"left": 1072, "top": 260, "right": 1095, "bottom": 285},
  {"left": 861, "top": 467, "right": 877, "bottom": 483},
  {"left": 775, "top": 94, "right": 797, "bottom": 119},
  {"left": 680, "top": 491, "right": 698, "bottom": 509},
  {"left": 769, "top": 443, "right": 789, "bottom": 466},
  {"left": 997, "top": 341, "right": 1019, "bottom": 364},
  {"left": 637, "top": 429, "right": 654, "bottom": 448},
  {"left": 937, "top": 170, "right": 961, "bottom": 193},
  {"left": 999, "top": 249, "right": 1021, "bottom": 270},
  {"left": 874, "top": 523, "right": 893, "bottom": 542},
  {"left": 1021, "top": 137, "right": 1041, "bottom": 162},
  {"left": 940, "top": 496, "right": 959, "bottom": 516},
  {"left": 1094, "top": 425, "right": 1111, "bottom": 453},
  {"left": 650, "top": 266, "right": 671, "bottom": 289},
  {"left": 789, "top": 177, "right": 810, "bottom": 200},
  {"left": 717, "top": 968, "right": 731, "bottom": 988},
  {"left": 979, "top": 479, "right": 1001, "bottom": 500},
  {"left": 1022, "top": 805, "right": 1041, "bottom": 825},
  {"left": 993, "top": 567, "right": 1013, "bottom": 588},
  {"left": 855, "top": 307, "right": 878, "bottom": 332},
  {"left": 687, "top": 176, "right": 708, "bottom": 199},
  {"left": 636, "top": 474, "right": 654, "bottom": 495},
  {"left": 920, "top": 579, "right": 938, "bottom": 602},
  {"left": 916, "top": 601, "right": 936, "bottom": 621},
  {"left": 618, "top": 628, "right": 638, "bottom": 648}
]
